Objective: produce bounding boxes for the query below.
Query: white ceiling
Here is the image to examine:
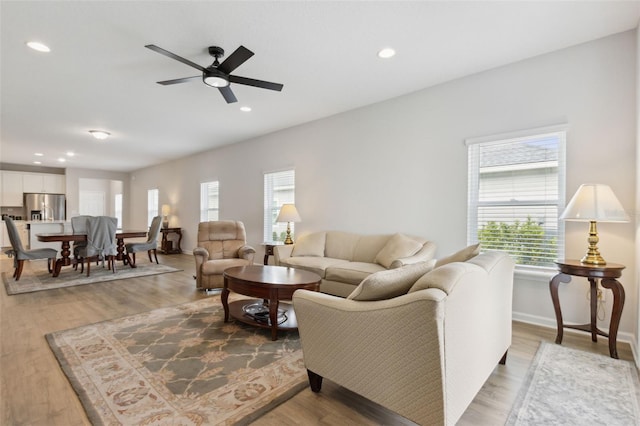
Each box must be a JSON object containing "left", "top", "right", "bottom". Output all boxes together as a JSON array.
[{"left": 2, "top": 1, "right": 639, "bottom": 172}]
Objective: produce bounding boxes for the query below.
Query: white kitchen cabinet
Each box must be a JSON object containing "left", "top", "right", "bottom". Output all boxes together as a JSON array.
[
  {"left": 22, "top": 173, "right": 65, "bottom": 193},
  {"left": 1, "top": 171, "right": 24, "bottom": 206}
]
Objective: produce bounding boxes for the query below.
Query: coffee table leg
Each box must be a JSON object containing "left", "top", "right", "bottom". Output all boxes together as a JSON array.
[
  {"left": 269, "top": 297, "right": 279, "bottom": 341},
  {"left": 222, "top": 280, "right": 230, "bottom": 323}
]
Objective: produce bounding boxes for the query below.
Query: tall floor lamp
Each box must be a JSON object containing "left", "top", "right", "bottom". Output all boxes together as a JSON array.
[
  {"left": 560, "top": 184, "right": 629, "bottom": 265},
  {"left": 276, "top": 204, "right": 301, "bottom": 245}
]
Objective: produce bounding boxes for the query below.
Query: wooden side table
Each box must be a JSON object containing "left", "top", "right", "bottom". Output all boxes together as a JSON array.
[
  {"left": 262, "top": 242, "right": 283, "bottom": 265},
  {"left": 549, "top": 259, "right": 625, "bottom": 358},
  {"left": 160, "top": 227, "right": 182, "bottom": 254}
]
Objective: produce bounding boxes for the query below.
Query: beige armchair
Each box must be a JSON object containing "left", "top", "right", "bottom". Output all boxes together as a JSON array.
[{"left": 193, "top": 220, "right": 256, "bottom": 290}]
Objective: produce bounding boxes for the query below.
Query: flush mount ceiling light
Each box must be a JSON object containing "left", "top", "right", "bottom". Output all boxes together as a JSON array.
[
  {"left": 377, "top": 48, "right": 396, "bottom": 59},
  {"left": 26, "top": 41, "right": 51, "bottom": 52},
  {"left": 89, "top": 130, "right": 110, "bottom": 140},
  {"left": 240, "top": 106, "right": 252, "bottom": 112}
]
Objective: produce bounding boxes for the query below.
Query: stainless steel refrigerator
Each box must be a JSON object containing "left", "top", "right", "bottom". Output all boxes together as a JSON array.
[{"left": 23, "top": 193, "right": 66, "bottom": 221}]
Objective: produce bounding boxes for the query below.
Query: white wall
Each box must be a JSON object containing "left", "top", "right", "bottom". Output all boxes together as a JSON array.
[{"left": 130, "top": 31, "right": 638, "bottom": 340}]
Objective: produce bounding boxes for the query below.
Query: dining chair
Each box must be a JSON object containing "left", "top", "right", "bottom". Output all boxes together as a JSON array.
[
  {"left": 70, "top": 215, "right": 91, "bottom": 269},
  {"left": 4, "top": 217, "right": 57, "bottom": 281},
  {"left": 77, "top": 216, "right": 118, "bottom": 276},
  {"left": 125, "top": 215, "right": 162, "bottom": 268}
]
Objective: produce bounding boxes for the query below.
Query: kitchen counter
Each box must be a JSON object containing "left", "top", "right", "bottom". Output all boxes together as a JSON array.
[{"left": 28, "top": 221, "right": 71, "bottom": 250}]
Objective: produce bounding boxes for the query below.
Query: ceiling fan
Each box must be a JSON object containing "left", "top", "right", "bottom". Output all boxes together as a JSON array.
[{"left": 145, "top": 44, "right": 284, "bottom": 104}]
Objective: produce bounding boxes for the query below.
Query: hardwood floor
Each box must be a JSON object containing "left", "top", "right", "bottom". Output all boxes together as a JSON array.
[{"left": 0, "top": 253, "right": 635, "bottom": 425}]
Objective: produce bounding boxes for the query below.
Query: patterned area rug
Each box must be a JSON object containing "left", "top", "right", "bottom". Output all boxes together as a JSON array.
[
  {"left": 2, "top": 258, "right": 182, "bottom": 295},
  {"left": 46, "top": 296, "right": 306, "bottom": 425},
  {"left": 506, "top": 342, "right": 640, "bottom": 425}
]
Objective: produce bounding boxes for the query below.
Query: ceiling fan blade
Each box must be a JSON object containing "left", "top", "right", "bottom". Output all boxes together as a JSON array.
[
  {"left": 145, "top": 44, "right": 206, "bottom": 72},
  {"left": 219, "top": 86, "right": 238, "bottom": 103},
  {"left": 229, "top": 75, "right": 284, "bottom": 92},
  {"left": 217, "top": 46, "right": 254, "bottom": 74},
  {"left": 157, "top": 76, "right": 200, "bottom": 85}
]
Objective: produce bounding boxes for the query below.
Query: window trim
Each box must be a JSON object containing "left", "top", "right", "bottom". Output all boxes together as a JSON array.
[
  {"left": 465, "top": 124, "right": 568, "bottom": 269},
  {"left": 200, "top": 180, "right": 220, "bottom": 222},
  {"left": 263, "top": 168, "right": 295, "bottom": 243}
]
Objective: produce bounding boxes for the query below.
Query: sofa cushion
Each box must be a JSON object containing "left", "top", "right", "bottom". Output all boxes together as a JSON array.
[
  {"left": 347, "top": 260, "right": 436, "bottom": 301},
  {"left": 279, "top": 256, "right": 350, "bottom": 278},
  {"left": 434, "top": 243, "right": 481, "bottom": 268},
  {"left": 325, "top": 262, "right": 386, "bottom": 285},
  {"left": 409, "top": 262, "right": 477, "bottom": 295},
  {"left": 375, "top": 233, "right": 423, "bottom": 269},
  {"left": 292, "top": 232, "right": 326, "bottom": 257}
]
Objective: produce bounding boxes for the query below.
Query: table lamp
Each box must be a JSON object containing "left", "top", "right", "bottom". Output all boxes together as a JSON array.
[
  {"left": 560, "top": 184, "right": 629, "bottom": 265},
  {"left": 276, "top": 204, "right": 301, "bottom": 244},
  {"left": 161, "top": 204, "right": 171, "bottom": 229}
]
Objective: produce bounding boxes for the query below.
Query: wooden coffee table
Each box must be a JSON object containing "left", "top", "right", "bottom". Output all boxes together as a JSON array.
[{"left": 222, "top": 265, "right": 321, "bottom": 340}]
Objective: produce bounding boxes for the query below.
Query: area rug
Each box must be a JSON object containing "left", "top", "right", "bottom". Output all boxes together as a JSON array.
[
  {"left": 506, "top": 341, "right": 640, "bottom": 425},
  {"left": 46, "top": 296, "right": 306, "bottom": 425},
  {"left": 2, "top": 259, "right": 182, "bottom": 295}
]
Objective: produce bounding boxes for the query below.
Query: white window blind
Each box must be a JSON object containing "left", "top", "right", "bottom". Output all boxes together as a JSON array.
[
  {"left": 147, "top": 189, "right": 158, "bottom": 227},
  {"left": 264, "top": 169, "right": 295, "bottom": 242},
  {"left": 200, "top": 181, "right": 219, "bottom": 221},
  {"left": 467, "top": 126, "right": 566, "bottom": 268}
]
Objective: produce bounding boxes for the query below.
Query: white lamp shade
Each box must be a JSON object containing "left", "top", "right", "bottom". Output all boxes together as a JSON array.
[
  {"left": 276, "top": 204, "right": 301, "bottom": 223},
  {"left": 161, "top": 204, "right": 171, "bottom": 216},
  {"left": 560, "top": 184, "right": 629, "bottom": 222}
]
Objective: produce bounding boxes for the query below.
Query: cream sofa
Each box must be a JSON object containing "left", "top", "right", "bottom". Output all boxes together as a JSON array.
[
  {"left": 274, "top": 231, "right": 437, "bottom": 297},
  {"left": 292, "top": 250, "right": 514, "bottom": 425}
]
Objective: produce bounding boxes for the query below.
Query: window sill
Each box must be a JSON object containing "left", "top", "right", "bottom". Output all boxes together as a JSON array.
[{"left": 514, "top": 265, "right": 557, "bottom": 282}]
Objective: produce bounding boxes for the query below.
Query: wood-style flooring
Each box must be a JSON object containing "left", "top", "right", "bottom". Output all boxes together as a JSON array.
[{"left": 0, "top": 253, "right": 635, "bottom": 425}]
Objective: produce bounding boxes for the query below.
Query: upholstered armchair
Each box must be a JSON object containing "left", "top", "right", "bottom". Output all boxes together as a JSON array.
[{"left": 193, "top": 220, "right": 256, "bottom": 291}]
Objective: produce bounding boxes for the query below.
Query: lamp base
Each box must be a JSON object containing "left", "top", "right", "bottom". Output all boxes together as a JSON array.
[
  {"left": 580, "top": 221, "right": 606, "bottom": 265},
  {"left": 283, "top": 222, "right": 294, "bottom": 245}
]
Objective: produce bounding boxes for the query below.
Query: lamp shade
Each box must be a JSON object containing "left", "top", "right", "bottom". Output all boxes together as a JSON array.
[
  {"left": 560, "top": 184, "right": 629, "bottom": 222},
  {"left": 276, "top": 204, "right": 301, "bottom": 223},
  {"left": 161, "top": 204, "right": 171, "bottom": 216}
]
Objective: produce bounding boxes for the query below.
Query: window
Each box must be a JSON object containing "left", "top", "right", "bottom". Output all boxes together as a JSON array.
[
  {"left": 467, "top": 125, "right": 566, "bottom": 268},
  {"left": 200, "top": 181, "right": 220, "bottom": 221},
  {"left": 114, "top": 193, "right": 122, "bottom": 229},
  {"left": 147, "top": 189, "right": 158, "bottom": 227},
  {"left": 264, "top": 169, "right": 295, "bottom": 242}
]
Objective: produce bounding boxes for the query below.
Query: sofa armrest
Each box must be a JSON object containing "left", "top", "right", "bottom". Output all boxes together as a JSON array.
[
  {"left": 238, "top": 245, "right": 256, "bottom": 264},
  {"left": 389, "top": 240, "right": 437, "bottom": 269},
  {"left": 293, "top": 289, "right": 448, "bottom": 423},
  {"left": 274, "top": 244, "right": 294, "bottom": 265}
]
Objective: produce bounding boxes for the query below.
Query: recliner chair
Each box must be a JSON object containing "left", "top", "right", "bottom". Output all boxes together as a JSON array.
[{"left": 193, "top": 220, "right": 255, "bottom": 291}]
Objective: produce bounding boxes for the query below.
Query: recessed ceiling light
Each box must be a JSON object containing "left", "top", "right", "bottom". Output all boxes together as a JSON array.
[
  {"left": 89, "top": 130, "right": 110, "bottom": 140},
  {"left": 377, "top": 48, "right": 396, "bottom": 59},
  {"left": 26, "top": 41, "right": 50, "bottom": 52},
  {"left": 57, "top": 158, "right": 66, "bottom": 163},
  {"left": 34, "top": 152, "right": 44, "bottom": 156},
  {"left": 66, "top": 151, "right": 75, "bottom": 157},
  {"left": 33, "top": 161, "right": 42, "bottom": 165},
  {"left": 240, "top": 106, "right": 252, "bottom": 112}
]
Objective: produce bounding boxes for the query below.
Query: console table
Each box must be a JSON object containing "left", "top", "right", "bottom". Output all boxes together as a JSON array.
[
  {"left": 549, "top": 259, "right": 625, "bottom": 358},
  {"left": 160, "top": 227, "right": 182, "bottom": 254}
]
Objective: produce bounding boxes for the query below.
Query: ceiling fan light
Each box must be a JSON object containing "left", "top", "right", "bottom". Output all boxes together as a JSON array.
[
  {"left": 203, "top": 69, "right": 229, "bottom": 88},
  {"left": 89, "top": 130, "right": 110, "bottom": 140}
]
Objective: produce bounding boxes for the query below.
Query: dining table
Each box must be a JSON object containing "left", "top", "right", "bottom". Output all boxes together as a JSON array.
[{"left": 36, "top": 230, "right": 148, "bottom": 277}]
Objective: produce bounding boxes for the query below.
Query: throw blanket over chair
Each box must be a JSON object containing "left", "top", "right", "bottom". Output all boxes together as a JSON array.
[
  {"left": 193, "top": 220, "right": 256, "bottom": 291},
  {"left": 125, "top": 215, "right": 162, "bottom": 268},
  {"left": 5, "top": 217, "right": 57, "bottom": 281},
  {"left": 77, "top": 216, "right": 117, "bottom": 276}
]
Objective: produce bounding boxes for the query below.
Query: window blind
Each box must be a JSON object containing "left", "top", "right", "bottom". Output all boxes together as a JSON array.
[
  {"left": 147, "top": 189, "right": 158, "bottom": 227},
  {"left": 263, "top": 169, "right": 295, "bottom": 242},
  {"left": 467, "top": 126, "right": 566, "bottom": 268},
  {"left": 200, "top": 181, "right": 219, "bottom": 221}
]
